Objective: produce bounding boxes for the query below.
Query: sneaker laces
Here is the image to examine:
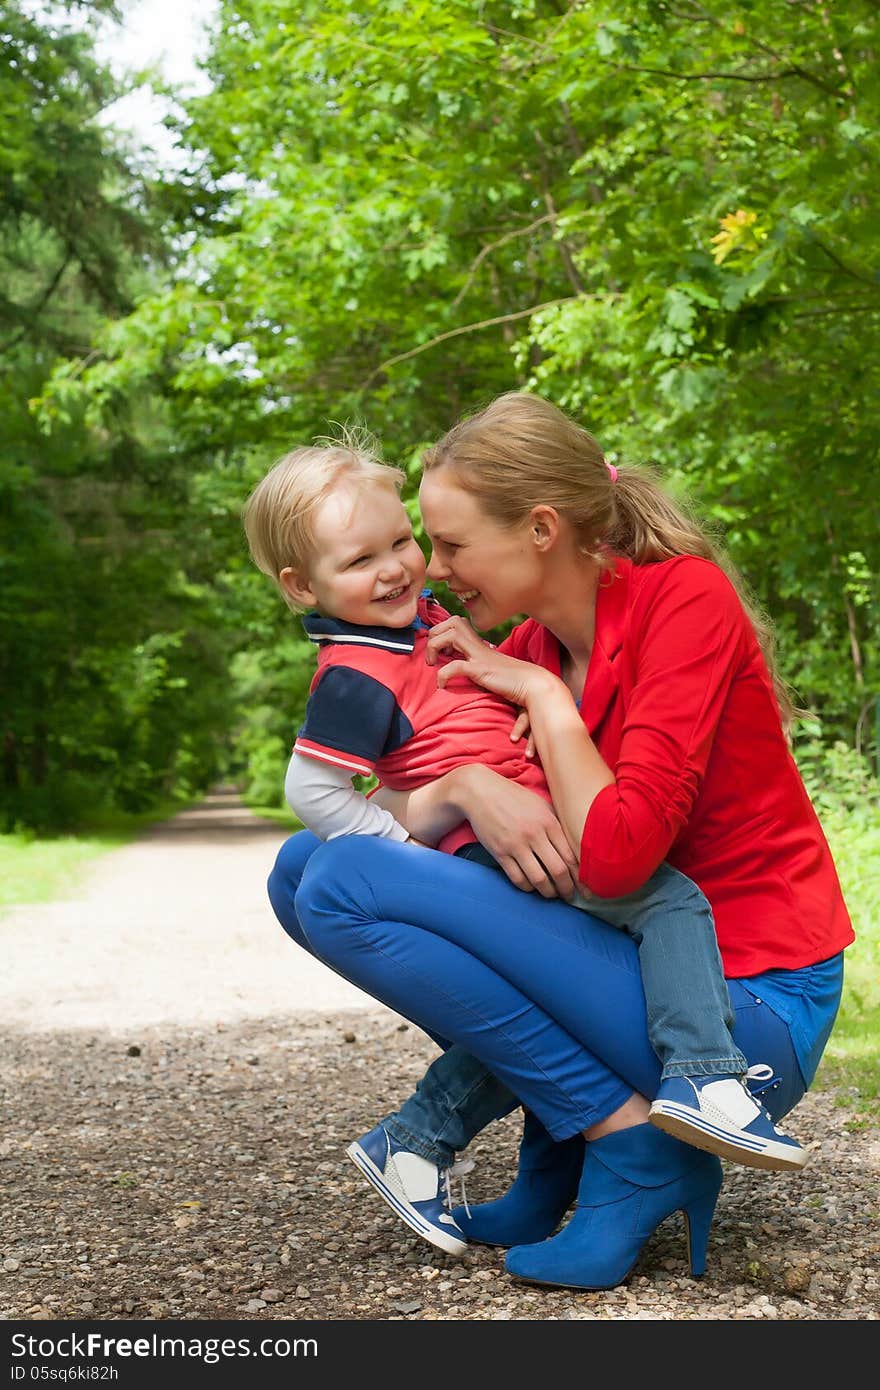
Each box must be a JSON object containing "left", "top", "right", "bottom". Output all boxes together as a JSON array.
[
  {"left": 743, "top": 1064, "right": 782, "bottom": 1129},
  {"left": 442, "top": 1154, "right": 475, "bottom": 1218},
  {"left": 744, "top": 1063, "right": 775, "bottom": 1088}
]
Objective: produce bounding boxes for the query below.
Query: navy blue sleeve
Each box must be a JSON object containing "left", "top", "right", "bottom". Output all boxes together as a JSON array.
[{"left": 294, "top": 666, "right": 412, "bottom": 775}]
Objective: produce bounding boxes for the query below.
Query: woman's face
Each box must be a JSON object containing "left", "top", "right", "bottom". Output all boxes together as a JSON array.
[{"left": 419, "top": 469, "right": 539, "bottom": 630}]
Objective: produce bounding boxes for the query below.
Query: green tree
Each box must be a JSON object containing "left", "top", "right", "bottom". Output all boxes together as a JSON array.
[
  {"left": 1, "top": 1, "right": 234, "bottom": 828},
  {"left": 37, "top": 0, "right": 879, "bottom": 804}
]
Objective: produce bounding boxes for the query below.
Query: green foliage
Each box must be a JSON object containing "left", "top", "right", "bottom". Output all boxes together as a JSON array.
[
  {"left": 0, "top": 2, "right": 237, "bottom": 829},
  {"left": 8, "top": 2, "right": 879, "bottom": 823},
  {"left": 32, "top": 0, "right": 878, "bottom": 803},
  {"left": 796, "top": 739, "right": 880, "bottom": 1093}
]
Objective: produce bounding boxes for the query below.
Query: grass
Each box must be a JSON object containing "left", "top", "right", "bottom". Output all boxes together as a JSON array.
[
  {"left": 0, "top": 795, "right": 293, "bottom": 912},
  {"left": 246, "top": 803, "right": 303, "bottom": 829},
  {"left": 810, "top": 807, "right": 880, "bottom": 1123},
  {"left": 0, "top": 801, "right": 190, "bottom": 911}
]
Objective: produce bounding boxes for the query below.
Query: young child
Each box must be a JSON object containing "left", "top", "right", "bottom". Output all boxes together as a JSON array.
[{"left": 243, "top": 436, "right": 805, "bottom": 1256}]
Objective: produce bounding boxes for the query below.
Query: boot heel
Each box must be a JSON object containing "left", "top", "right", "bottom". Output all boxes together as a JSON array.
[{"left": 683, "top": 1175, "right": 722, "bottom": 1277}]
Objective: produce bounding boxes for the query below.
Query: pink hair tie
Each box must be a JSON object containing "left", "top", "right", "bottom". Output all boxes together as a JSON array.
[{"left": 606, "top": 462, "right": 618, "bottom": 483}]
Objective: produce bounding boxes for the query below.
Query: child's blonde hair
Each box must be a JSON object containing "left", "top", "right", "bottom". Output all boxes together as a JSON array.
[
  {"left": 423, "top": 392, "right": 796, "bottom": 730},
  {"left": 243, "top": 428, "right": 405, "bottom": 612}
]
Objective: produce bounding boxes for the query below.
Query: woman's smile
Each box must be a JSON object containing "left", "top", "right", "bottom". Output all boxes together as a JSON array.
[{"left": 419, "top": 471, "right": 536, "bottom": 627}]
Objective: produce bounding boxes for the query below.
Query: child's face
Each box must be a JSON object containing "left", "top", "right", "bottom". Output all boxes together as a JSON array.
[{"left": 282, "top": 481, "right": 426, "bottom": 628}]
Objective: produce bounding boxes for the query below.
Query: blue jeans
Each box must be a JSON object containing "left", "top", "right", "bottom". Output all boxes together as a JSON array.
[
  {"left": 380, "top": 845, "right": 744, "bottom": 1165},
  {"left": 458, "top": 843, "right": 745, "bottom": 1078},
  {"left": 268, "top": 833, "right": 825, "bottom": 1166}
]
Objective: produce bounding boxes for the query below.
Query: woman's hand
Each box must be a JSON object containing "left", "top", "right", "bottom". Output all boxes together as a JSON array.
[
  {"left": 458, "top": 765, "right": 580, "bottom": 900},
  {"left": 425, "top": 616, "right": 557, "bottom": 710}
]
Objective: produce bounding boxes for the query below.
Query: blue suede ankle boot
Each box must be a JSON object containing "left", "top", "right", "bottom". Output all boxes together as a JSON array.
[
  {"left": 505, "top": 1122, "right": 723, "bottom": 1289},
  {"left": 452, "top": 1110, "right": 585, "bottom": 1248}
]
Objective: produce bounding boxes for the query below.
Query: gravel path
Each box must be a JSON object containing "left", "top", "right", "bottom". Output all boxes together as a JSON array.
[{"left": 2, "top": 793, "right": 877, "bottom": 1321}]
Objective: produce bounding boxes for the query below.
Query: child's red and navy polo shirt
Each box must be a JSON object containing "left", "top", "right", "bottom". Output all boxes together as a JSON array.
[{"left": 293, "top": 591, "right": 550, "bottom": 825}]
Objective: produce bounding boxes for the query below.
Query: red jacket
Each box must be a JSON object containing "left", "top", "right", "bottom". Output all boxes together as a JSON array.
[{"left": 501, "top": 554, "right": 854, "bottom": 978}]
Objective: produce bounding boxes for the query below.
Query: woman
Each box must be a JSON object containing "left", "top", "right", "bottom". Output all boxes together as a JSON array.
[{"left": 268, "top": 392, "right": 853, "bottom": 1290}]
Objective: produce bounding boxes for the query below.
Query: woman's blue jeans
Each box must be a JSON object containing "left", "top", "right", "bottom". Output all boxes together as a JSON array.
[
  {"left": 268, "top": 832, "right": 810, "bottom": 1165},
  {"left": 470, "top": 844, "right": 747, "bottom": 1080}
]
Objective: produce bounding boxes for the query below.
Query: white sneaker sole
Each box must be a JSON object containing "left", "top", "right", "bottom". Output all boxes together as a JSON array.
[
  {"left": 345, "top": 1142, "right": 467, "bottom": 1255},
  {"left": 649, "top": 1103, "right": 809, "bottom": 1172}
]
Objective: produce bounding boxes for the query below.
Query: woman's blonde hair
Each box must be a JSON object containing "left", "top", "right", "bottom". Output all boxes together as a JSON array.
[
  {"left": 243, "top": 428, "right": 405, "bottom": 612},
  {"left": 422, "top": 392, "right": 796, "bottom": 730}
]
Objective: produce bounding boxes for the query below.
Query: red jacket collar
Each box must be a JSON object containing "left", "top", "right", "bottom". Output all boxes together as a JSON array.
[{"left": 529, "top": 556, "right": 630, "bottom": 732}]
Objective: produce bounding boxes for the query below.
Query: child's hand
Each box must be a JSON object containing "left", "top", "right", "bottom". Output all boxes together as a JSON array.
[{"left": 510, "top": 709, "right": 536, "bottom": 758}]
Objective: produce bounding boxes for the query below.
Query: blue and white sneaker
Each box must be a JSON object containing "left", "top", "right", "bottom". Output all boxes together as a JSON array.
[
  {"left": 649, "top": 1066, "right": 808, "bottom": 1171},
  {"left": 345, "top": 1124, "right": 472, "bottom": 1256}
]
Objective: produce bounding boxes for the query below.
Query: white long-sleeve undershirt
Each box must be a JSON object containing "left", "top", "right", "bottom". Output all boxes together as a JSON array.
[{"left": 284, "top": 751, "right": 410, "bottom": 843}]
